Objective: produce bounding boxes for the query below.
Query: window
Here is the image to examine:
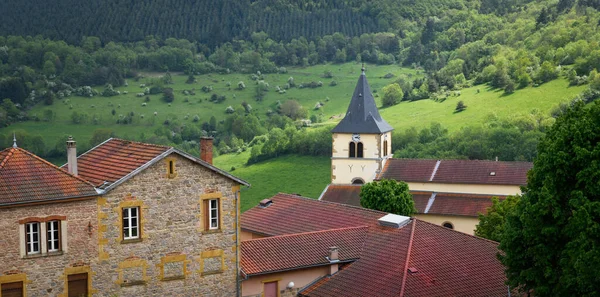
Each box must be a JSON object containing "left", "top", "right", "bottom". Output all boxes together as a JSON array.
[
  {"left": 442, "top": 222, "right": 454, "bottom": 229},
  {"left": 383, "top": 140, "right": 388, "bottom": 156},
  {"left": 1, "top": 281, "right": 23, "bottom": 297},
  {"left": 47, "top": 220, "right": 61, "bottom": 252},
  {"left": 25, "top": 222, "right": 40, "bottom": 255},
  {"left": 169, "top": 161, "right": 174, "bottom": 175},
  {"left": 122, "top": 207, "right": 140, "bottom": 240},
  {"left": 209, "top": 199, "right": 219, "bottom": 230},
  {"left": 166, "top": 158, "right": 177, "bottom": 178},
  {"left": 349, "top": 142, "right": 364, "bottom": 158}
]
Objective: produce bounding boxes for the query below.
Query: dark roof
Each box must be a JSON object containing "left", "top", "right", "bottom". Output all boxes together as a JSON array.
[
  {"left": 331, "top": 69, "right": 393, "bottom": 134},
  {"left": 241, "top": 194, "right": 510, "bottom": 296},
  {"left": 319, "top": 185, "right": 506, "bottom": 217},
  {"left": 241, "top": 226, "right": 368, "bottom": 276},
  {"left": 65, "top": 138, "right": 249, "bottom": 190},
  {"left": 0, "top": 147, "right": 98, "bottom": 206},
  {"left": 380, "top": 158, "right": 532, "bottom": 185}
]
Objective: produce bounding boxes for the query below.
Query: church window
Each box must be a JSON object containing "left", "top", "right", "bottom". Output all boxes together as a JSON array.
[
  {"left": 349, "top": 142, "right": 364, "bottom": 158},
  {"left": 383, "top": 140, "right": 388, "bottom": 156},
  {"left": 357, "top": 142, "right": 363, "bottom": 158}
]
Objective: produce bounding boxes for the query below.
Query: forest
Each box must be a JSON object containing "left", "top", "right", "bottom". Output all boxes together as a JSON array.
[{"left": 1, "top": 0, "right": 600, "bottom": 163}]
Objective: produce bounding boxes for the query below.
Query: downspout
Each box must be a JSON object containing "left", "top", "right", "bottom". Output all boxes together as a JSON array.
[{"left": 236, "top": 186, "right": 250, "bottom": 297}]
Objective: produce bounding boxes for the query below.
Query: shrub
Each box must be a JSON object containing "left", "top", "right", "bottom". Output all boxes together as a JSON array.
[
  {"left": 455, "top": 101, "right": 467, "bottom": 112},
  {"left": 329, "top": 80, "right": 338, "bottom": 86},
  {"left": 225, "top": 106, "right": 235, "bottom": 114},
  {"left": 237, "top": 81, "right": 246, "bottom": 90},
  {"left": 162, "top": 88, "right": 175, "bottom": 103},
  {"left": 322, "top": 71, "right": 333, "bottom": 78}
]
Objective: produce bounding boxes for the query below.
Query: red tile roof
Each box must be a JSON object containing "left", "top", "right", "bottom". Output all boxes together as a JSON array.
[
  {"left": 402, "top": 221, "right": 507, "bottom": 296},
  {"left": 241, "top": 226, "right": 368, "bottom": 275},
  {"left": 242, "top": 194, "right": 509, "bottom": 296},
  {"left": 0, "top": 147, "right": 98, "bottom": 206},
  {"left": 427, "top": 192, "right": 507, "bottom": 217},
  {"left": 319, "top": 186, "right": 503, "bottom": 217},
  {"left": 73, "top": 138, "right": 170, "bottom": 187},
  {"left": 379, "top": 158, "right": 532, "bottom": 185},
  {"left": 241, "top": 193, "right": 385, "bottom": 236}
]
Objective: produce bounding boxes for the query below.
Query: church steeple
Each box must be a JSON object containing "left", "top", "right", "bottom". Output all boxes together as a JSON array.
[{"left": 331, "top": 66, "right": 393, "bottom": 134}]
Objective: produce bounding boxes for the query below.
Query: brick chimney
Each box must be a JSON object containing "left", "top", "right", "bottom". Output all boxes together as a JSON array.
[
  {"left": 328, "top": 246, "right": 339, "bottom": 275},
  {"left": 66, "top": 136, "right": 78, "bottom": 176},
  {"left": 200, "top": 137, "right": 214, "bottom": 165}
]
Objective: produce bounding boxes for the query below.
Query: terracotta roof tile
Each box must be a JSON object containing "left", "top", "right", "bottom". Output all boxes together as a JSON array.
[
  {"left": 379, "top": 159, "right": 438, "bottom": 182},
  {"left": 320, "top": 186, "right": 505, "bottom": 217},
  {"left": 241, "top": 193, "right": 385, "bottom": 236},
  {"left": 379, "top": 158, "right": 532, "bottom": 185},
  {"left": 403, "top": 221, "right": 507, "bottom": 296},
  {"left": 72, "top": 138, "right": 170, "bottom": 187},
  {"left": 242, "top": 194, "right": 509, "bottom": 296},
  {"left": 427, "top": 192, "right": 507, "bottom": 217},
  {"left": 0, "top": 147, "right": 98, "bottom": 205},
  {"left": 241, "top": 226, "right": 368, "bottom": 275}
]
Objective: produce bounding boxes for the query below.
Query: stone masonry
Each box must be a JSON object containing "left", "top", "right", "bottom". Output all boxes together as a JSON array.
[
  {"left": 94, "top": 152, "right": 240, "bottom": 296},
  {"left": 0, "top": 198, "right": 99, "bottom": 296}
]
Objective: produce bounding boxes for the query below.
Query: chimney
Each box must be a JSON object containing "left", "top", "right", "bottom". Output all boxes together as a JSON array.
[
  {"left": 328, "top": 246, "right": 339, "bottom": 275},
  {"left": 66, "top": 136, "right": 78, "bottom": 176},
  {"left": 200, "top": 137, "right": 214, "bottom": 165}
]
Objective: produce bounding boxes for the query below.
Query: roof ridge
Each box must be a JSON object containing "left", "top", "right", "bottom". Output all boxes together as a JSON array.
[
  {"left": 109, "top": 137, "right": 171, "bottom": 149},
  {"left": 413, "top": 218, "right": 500, "bottom": 245},
  {"left": 242, "top": 225, "right": 370, "bottom": 243},
  {"left": 0, "top": 147, "right": 16, "bottom": 168},
  {"left": 14, "top": 147, "right": 98, "bottom": 188},
  {"left": 399, "top": 219, "right": 417, "bottom": 297},
  {"left": 390, "top": 157, "right": 532, "bottom": 164},
  {"left": 275, "top": 192, "right": 387, "bottom": 216}
]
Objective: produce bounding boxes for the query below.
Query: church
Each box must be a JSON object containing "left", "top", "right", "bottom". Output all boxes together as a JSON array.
[{"left": 320, "top": 66, "right": 532, "bottom": 234}]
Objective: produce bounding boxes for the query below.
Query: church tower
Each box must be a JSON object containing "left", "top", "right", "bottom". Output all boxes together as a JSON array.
[{"left": 331, "top": 66, "right": 394, "bottom": 184}]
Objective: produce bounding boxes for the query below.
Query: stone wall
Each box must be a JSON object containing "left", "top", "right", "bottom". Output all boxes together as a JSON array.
[
  {"left": 94, "top": 153, "right": 240, "bottom": 296},
  {"left": 0, "top": 198, "right": 99, "bottom": 297}
]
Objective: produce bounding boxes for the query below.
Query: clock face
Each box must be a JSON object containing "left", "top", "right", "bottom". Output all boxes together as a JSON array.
[{"left": 352, "top": 134, "right": 360, "bottom": 142}]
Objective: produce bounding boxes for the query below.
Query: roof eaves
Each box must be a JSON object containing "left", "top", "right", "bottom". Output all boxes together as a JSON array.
[
  {"left": 244, "top": 259, "right": 358, "bottom": 277},
  {"left": 172, "top": 148, "right": 250, "bottom": 186},
  {"left": 317, "top": 183, "right": 331, "bottom": 200},
  {"left": 0, "top": 192, "right": 100, "bottom": 208}
]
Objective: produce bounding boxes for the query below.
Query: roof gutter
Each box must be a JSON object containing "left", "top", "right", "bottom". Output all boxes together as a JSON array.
[
  {"left": 242, "top": 259, "right": 358, "bottom": 277},
  {"left": 0, "top": 193, "right": 100, "bottom": 208}
]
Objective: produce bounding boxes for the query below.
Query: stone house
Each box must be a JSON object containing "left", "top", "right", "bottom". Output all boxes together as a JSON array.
[
  {"left": 0, "top": 141, "right": 100, "bottom": 297},
  {"left": 320, "top": 68, "right": 532, "bottom": 234},
  {"left": 0, "top": 136, "right": 248, "bottom": 297},
  {"left": 68, "top": 137, "right": 249, "bottom": 296},
  {"left": 240, "top": 193, "right": 512, "bottom": 297}
]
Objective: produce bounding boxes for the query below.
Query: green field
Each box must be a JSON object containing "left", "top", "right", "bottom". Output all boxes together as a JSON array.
[
  {"left": 213, "top": 153, "right": 330, "bottom": 212},
  {"left": 1, "top": 63, "right": 418, "bottom": 146}
]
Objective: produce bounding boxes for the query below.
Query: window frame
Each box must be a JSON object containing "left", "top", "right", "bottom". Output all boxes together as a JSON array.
[
  {"left": 349, "top": 142, "right": 356, "bottom": 158},
  {"left": 46, "top": 220, "right": 61, "bottom": 253},
  {"left": 25, "top": 222, "right": 41, "bottom": 255},
  {"left": 208, "top": 199, "right": 219, "bottom": 230},
  {"left": 442, "top": 222, "right": 454, "bottom": 229},
  {"left": 383, "top": 140, "right": 388, "bottom": 156},
  {"left": 356, "top": 142, "right": 364, "bottom": 158},
  {"left": 122, "top": 207, "right": 140, "bottom": 240}
]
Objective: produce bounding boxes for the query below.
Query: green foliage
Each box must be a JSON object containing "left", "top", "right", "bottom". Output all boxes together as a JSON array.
[
  {"left": 360, "top": 179, "right": 415, "bottom": 216},
  {"left": 381, "top": 83, "right": 403, "bottom": 107},
  {"left": 279, "top": 100, "right": 307, "bottom": 120},
  {"left": 89, "top": 128, "right": 115, "bottom": 147},
  {"left": 162, "top": 88, "right": 175, "bottom": 103},
  {"left": 475, "top": 195, "right": 520, "bottom": 242},
  {"left": 500, "top": 101, "right": 600, "bottom": 296},
  {"left": 454, "top": 100, "right": 467, "bottom": 112}
]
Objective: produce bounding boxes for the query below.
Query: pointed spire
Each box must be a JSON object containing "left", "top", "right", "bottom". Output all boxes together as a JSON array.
[
  {"left": 331, "top": 67, "right": 393, "bottom": 134},
  {"left": 12, "top": 133, "right": 17, "bottom": 148}
]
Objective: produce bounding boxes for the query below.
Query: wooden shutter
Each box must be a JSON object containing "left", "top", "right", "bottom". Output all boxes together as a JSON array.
[
  {"left": 68, "top": 273, "right": 88, "bottom": 297},
  {"left": 264, "top": 281, "right": 278, "bottom": 297},
  {"left": 203, "top": 200, "right": 209, "bottom": 231},
  {"left": 1, "top": 281, "right": 23, "bottom": 297}
]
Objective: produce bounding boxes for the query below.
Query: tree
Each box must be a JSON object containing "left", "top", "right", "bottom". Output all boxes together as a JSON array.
[
  {"left": 279, "top": 100, "right": 307, "bottom": 120},
  {"left": 455, "top": 101, "right": 467, "bottom": 112},
  {"left": 162, "top": 88, "right": 175, "bottom": 103},
  {"left": 360, "top": 179, "right": 415, "bottom": 216},
  {"left": 381, "top": 83, "right": 403, "bottom": 107},
  {"left": 475, "top": 195, "right": 520, "bottom": 242},
  {"left": 500, "top": 101, "right": 600, "bottom": 296}
]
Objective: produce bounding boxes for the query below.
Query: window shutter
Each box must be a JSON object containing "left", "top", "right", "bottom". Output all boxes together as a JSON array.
[{"left": 203, "top": 200, "right": 209, "bottom": 231}]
